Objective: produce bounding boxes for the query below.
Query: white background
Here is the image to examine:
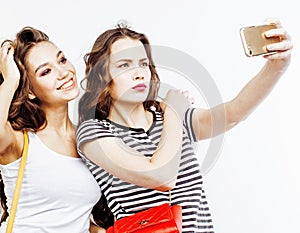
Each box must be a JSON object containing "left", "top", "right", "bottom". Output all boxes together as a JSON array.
[{"left": 1, "top": 0, "right": 299, "bottom": 232}]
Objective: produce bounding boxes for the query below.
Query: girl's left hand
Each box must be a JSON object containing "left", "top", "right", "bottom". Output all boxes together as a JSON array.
[{"left": 263, "top": 18, "right": 293, "bottom": 68}]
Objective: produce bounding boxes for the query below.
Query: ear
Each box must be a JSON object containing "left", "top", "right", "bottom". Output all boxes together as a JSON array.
[{"left": 28, "top": 91, "right": 36, "bottom": 100}]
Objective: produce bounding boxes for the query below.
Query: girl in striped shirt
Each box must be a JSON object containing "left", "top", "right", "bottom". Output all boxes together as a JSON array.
[{"left": 76, "top": 19, "right": 292, "bottom": 232}]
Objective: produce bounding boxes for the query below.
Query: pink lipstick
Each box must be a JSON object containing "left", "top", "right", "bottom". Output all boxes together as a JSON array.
[{"left": 132, "top": 83, "right": 147, "bottom": 91}]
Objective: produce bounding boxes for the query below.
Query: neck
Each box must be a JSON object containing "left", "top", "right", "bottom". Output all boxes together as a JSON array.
[
  {"left": 40, "top": 104, "right": 74, "bottom": 135},
  {"left": 108, "top": 101, "right": 152, "bottom": 130}
]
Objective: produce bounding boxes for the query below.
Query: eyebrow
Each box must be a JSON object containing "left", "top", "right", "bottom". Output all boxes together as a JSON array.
[
  {"left": 34, "top": 51, "right": 63, "bottom": 74},
  {"left": 139, "top": 58, "right": 149, "bottom": 62},
  {"left": 114, "top": 57, "right": 149, "bottom": 63},
  {"left": 115, "top": 59, "right": 131, "bottom": 63}
]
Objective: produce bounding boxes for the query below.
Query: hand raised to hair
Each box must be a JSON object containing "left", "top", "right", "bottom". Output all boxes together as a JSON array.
[{"left": 0, "top": 41, "right": 20, "bottom": 87}]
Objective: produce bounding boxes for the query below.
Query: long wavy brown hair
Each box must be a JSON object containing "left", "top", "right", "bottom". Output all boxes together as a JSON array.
[
  {"left": 0, "top": 26, "right": 49, "bottom": 224},
  {"left": 1, "top": 27, "right": 115, "bottom": 229},
  {"left": 78, "top": 23, "right": 162, "bottom": 125},
  {"left": 78, "top": 23, "right": 162, "bottom": 228},
  {"left": 4, "top": 28, "right": 51, "bottom": 132}
]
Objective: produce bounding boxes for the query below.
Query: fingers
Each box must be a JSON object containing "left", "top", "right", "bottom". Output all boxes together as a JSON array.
[
  {"left": 263, "top": 18, "right": 293, "bottom": 60},
  {"left": 163, "top": 89, "right": 194, "bottom": 120},
  {"left": 0, "top": 41, "right": 14, "bottom": 65},
  {"left": 265, "top": 27, "right": 288, "bottom": 40},
  {"left": 263, "top": 18, "right": 291, "bottom": 41},
  {"left": 1, "top": 41, "right": 13, "bottom": 55},
  {"left": 7, "top": 44, "right": 15, "bottom": 55},
  {"left": 180, "top": 90, "right": 195, "bottom": 105},
  {"left": 266, "top": 39, "right": 293, "bottom": 52},
  {"left": 0, "top": 41, "right": 20, "bottom": 84},
  {"left": 264, "top": 18, "right": 282, "bottom": 28},
  {"left": 263, "top": 18, "right": 287, "bottom": 40},
  {"left": 164, "top": 89, "right": 195, "bottom": 110},
  {"left": 263, "top": 48, "right": 292, "bottom": 60}
]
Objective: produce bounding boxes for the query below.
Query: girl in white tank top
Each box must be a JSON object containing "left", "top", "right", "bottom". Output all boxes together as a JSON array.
[{"left": 0, "top": 27, "right": 108, "bottom": 232}]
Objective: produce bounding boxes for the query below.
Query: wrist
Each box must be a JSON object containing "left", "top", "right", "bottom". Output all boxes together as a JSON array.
[{"left": 4, "top": 78, "right": 20, "bottom": 91}]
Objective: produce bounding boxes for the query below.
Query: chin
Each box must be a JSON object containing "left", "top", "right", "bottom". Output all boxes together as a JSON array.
[{"left": 67, "top": 88, "right": 80, "bottom": 101}]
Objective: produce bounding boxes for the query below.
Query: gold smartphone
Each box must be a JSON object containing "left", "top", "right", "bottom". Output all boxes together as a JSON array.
[{"left": 240, "top": 24, "right": 281, "bottom": 57}]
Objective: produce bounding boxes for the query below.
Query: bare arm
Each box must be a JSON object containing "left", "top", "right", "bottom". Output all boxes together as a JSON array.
[
  {"left": 89, "top": 221, "right": 106, "bottom": 233},
  {"left": 192, "top": 19, "right": 293, "bottom": 140},
  {"left": 81, "top": 90, "right": 191, "bottom": 191},
  {"left": 0, "top": 42, "right": 21, "bottom": 155}
]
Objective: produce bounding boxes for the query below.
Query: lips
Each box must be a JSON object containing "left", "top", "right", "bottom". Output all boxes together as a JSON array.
[
  {"left": 132, "top": 83, "right": 147, "bottom": 91},
  {"left": 57, "top": 78, "right": 75, "bottom": 90}
]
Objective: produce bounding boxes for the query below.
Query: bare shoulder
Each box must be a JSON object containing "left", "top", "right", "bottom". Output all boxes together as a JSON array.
[
  {"left": 192, "top": 107, "right": 211, "bottom": 123},
  {"left": 191, "top": 107, "right": 215, "bottom": 141}
]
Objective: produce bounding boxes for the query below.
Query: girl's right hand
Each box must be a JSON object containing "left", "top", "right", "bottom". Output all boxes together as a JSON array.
[
  {"left": 0, "top": 41, "right": 20, "bottom": 86},
  {"left": 163, "top": 89, "right": 195, "bottom": 119}
]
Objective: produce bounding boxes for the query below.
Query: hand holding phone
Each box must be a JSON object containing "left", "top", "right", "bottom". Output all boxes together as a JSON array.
[{"left": 240, "top": 24, "right": 281, "bottom": 57}]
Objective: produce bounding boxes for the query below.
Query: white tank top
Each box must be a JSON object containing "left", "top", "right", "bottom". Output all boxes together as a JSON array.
[{"left": 0, "top": 132, "right": 101, "bottom": 233}]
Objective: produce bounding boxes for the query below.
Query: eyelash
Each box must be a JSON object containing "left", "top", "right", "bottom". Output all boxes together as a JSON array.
[
  {"left": 141, "top": 62, "right": 149, "bottom": 67},
  {"left": 40, "top": 56, "right": 67, "bottom": 77},
  {"left": 60, "top": 56, "right": 67, "bottom": 64},
  {"left": 118, "top": 62, "right": 149, "bottom": 68},
  {"left": 119, "top": 63, "right": 129, "bottom": 68},
  {"left": 41, "top": 69, "right": 50, "bottom": 76}
]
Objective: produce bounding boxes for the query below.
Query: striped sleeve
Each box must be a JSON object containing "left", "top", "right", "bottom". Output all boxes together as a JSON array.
[
  {"left": 76, "top": 119, "right": 115, "bottom": 161},
  {"left": 184, "top": 108, "right": 197, "bottom": 142}
]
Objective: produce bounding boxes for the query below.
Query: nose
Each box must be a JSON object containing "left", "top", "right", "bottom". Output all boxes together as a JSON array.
[
  {"left": 133, "top": 67, "right": 144, "bottom": 80},
  {"left": 57, "top": 66, "right": 68, "bottom": 80},
  {"left": 133, "top": 75, "right": 144, "bottom": 81}
]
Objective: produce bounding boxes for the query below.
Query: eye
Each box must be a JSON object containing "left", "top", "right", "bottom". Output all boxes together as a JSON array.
[
  {"left": 40, "top": 68, "right": 51, "bottom": 77},
  {"left": 141, "top": 61, "right": 149, "bottom": 67},
  {"left": 118, "top": 63, "right": 129, "bottom": 68},
  {"left": 60, "top": 56, "right": 67, "bottom": 64}
]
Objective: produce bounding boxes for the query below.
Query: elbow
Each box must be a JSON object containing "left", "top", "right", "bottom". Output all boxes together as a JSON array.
[
  {"left": 138, "top": 173, "right": 177, "bottom": 191},
  {"left": 154, "top": 179, "right": 176, "bottom": 192}
]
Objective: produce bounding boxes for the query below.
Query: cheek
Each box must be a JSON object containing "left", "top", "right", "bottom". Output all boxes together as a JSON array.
[
  {"left": 68, "top": 62, "right": 76, "bottom": 75},
  {"left": 111, "top": 77, "right": 131, "bottom": 98},
  {"left": 114, "top": 79, "right": 126, "bottom": 92},
  {"left": 144, "top": 68, "right": 151, "bottom": 81},
  {"left": 137, "top": 66, "right": 151, "bottom": 81},
  {"left": 31, "top": 78, "right": 56, "bottom": 98}
]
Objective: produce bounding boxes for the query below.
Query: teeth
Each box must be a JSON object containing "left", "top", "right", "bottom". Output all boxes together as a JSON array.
[{"left": 60, "top": 80, "right": 73, "bottom": 90}]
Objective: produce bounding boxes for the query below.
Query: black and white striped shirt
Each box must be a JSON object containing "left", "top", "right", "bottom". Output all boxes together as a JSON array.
[{"left": 76, "top": 108, "right": 214, "bottom": 233}]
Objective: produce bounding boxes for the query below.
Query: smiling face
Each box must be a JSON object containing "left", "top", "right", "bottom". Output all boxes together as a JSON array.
[
  {"left": 108, "top": 38, "right": 151, "bottom": 105},
  {"left": 26, "top": 41, "right": 79, "bottom": 106}
]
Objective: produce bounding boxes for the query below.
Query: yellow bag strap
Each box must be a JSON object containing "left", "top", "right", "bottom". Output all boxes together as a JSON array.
[{"left": 6, "top": 131, "right": 29, "bottom": 233}]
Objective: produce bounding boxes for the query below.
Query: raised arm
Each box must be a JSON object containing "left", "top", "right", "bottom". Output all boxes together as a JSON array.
[
  {"left": 0, "top": 42, "right": 21, "bottom": 156},
  {"left": 79, "top": 90, "right": 191, "bottom": 191},
  {"left": 192, "top": 19, "right": 293, "bottom": 140}
]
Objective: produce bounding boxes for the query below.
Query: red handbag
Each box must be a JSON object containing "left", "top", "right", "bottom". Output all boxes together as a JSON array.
[{"left": 106, "top": 203, "right": 182, "bottom": 233}]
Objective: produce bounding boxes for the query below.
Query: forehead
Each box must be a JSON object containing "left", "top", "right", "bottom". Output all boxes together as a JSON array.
[
  {"left": 110, "top": 38, "right": 147, "bottom": 62},
  {"left": 26, "top": 41, "right": 59, "bottom": 67}
]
